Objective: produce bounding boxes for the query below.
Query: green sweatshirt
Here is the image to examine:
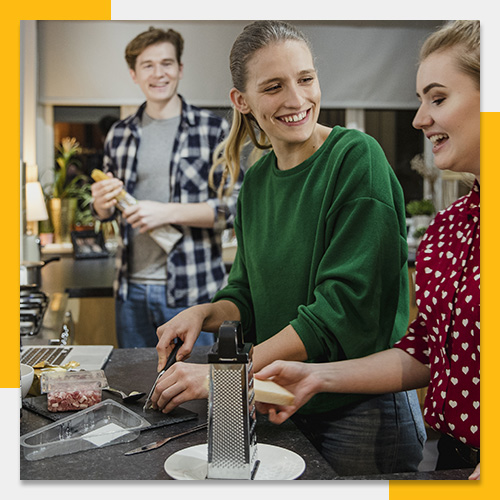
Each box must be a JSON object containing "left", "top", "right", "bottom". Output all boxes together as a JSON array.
[{"left": 214, "top": 126, "right": 409, "bottom": 413}]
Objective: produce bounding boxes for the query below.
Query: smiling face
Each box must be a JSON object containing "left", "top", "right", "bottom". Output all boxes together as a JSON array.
[
  {"left": 413, "top": 48, "right": 480, "bottom": 177},
  {"left": 230, "top": 40, "right": 322, "bottom": 162},
  {"left": 130, "top": 41, "right": 183, "bottom": 109}
]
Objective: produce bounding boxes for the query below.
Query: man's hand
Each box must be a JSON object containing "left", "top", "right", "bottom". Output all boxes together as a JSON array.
[
  {"left": 123, "top": 200, "right": 172, "bottom": 232},
  {"left": 91, "top": 173, "right": 123, "bottom": 219}
]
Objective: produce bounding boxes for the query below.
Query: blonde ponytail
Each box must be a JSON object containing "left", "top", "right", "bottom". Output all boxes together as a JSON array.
[{"left": 210, "top": 108, "right": 271, "bottom": 198}]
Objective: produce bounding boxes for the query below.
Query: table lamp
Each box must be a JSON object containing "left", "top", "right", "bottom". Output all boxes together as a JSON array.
[
  {"left": 24, "top": 180, "right": 49, "bottom": 261},
  {"left": 25, "top": 181, "right": 48, "bottom": 234}
]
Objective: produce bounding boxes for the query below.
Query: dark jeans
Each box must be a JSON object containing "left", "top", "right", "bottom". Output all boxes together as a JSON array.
[
  {"left": 292, "top": 390, "right": 426, "bottom": 476},
  {"left": 115, "top": 283, "right": 215, "bottom": 348}
]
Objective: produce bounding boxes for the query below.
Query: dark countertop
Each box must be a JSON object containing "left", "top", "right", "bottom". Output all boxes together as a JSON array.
[
  {"left": 20, "top": 349, "right": 473, "bottom": 481},
  {"left": 38, "top": 242, "right": 237, "bottom": 298},
  {"left": 20, "top": 347, "right": 336, "bottom": 481},
  {"left": 40, "top": 254, "right": 115, "bottom": 298}
]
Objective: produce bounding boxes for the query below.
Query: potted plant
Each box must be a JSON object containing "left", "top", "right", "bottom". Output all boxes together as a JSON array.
[
  {"left": 48, "top": 137, "right": 91, "bottom": 243},
  {"left": 406, "top": 199, "right": 436, "bottom": 244},
  {"left": 73, "top": 183, "right": 95, "bottom": 231},
  {"left": 406, "top": 199, "right": 435, "bottom": 217},
  {"left": 38, "top": 209, "right": 54, "bottom": 246}
]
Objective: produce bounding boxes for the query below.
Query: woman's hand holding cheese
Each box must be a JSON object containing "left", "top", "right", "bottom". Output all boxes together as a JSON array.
[{"left": 255, "top": 361, "right": 324, "bottom": 424}]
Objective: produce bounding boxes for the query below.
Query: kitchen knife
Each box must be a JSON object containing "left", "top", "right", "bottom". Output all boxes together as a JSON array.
[
  {"left": 142, "top": 340, "right": 183, "bottom": 411},
  {"left": 124, "top": 422, "right": 207, "bottom": 456}
]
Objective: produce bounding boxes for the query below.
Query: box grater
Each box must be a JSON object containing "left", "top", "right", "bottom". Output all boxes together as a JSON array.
[{"left": 207, "top": 321, "right": 258, "bottom": 479}]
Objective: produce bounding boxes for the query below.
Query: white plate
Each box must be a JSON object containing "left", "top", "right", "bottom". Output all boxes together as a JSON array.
[{"left": 164, "top": 443, "right": 306, "bottom": 480}]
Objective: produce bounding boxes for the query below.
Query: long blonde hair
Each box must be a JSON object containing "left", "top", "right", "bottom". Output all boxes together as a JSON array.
[{"left": 209, "top": 21, "right": 313, "bottom": 197}]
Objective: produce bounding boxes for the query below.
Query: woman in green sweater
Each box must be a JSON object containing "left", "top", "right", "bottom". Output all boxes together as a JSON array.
[{"left": 152, "top": 21, "right": 425, "bottom": 475}]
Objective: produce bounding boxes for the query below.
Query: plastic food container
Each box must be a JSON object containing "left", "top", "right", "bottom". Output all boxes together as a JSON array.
[
  {"left": 20, "top": 399, "right": 150, "bottom": 461},
  {"left": 40, "top": 370, "right": 108, "bottom": 412}
]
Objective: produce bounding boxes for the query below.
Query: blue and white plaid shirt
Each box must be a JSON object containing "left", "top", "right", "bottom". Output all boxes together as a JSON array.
[{"left": 99, "top": 96, "right": 241, "bottom": 307}]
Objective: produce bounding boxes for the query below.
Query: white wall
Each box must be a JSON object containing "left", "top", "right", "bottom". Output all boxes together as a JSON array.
[
  {"left": 37, "top": 20, "right": 441, "bottom": 109},
  {"left": 26, "top": 20, "right": 444, "bottom": 184}
]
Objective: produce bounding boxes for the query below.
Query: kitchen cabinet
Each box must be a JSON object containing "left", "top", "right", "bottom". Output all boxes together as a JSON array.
[
  {"left": 67, "top": 296, "right": 116, "bottom": 347},
  {"left": 39, "top": 253, "right": 117, "bottom": 347},
  {"left": 37, "top": 243, "right": 236, "bottom": 348},
  {"left": 40, "top": 250, "right": 114, "bottom": 297}
]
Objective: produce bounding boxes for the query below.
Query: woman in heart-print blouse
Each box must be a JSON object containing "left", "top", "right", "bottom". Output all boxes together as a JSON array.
[
  {"left": 393, "top": 19, "right": 480, "bottom": 476},
  {"left": 255, "top": 20, "right": 480, "bottom": 479},
  {"left": 397, "top": 181, "right": 480, "bottom": 458}
]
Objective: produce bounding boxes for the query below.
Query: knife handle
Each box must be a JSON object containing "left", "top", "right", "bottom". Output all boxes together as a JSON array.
[
  {"left": 143, "top": 340, "right": 185, "bottom": 411},
  {"left": 161, "top": 339, "right": 184, "bottom": 373}
]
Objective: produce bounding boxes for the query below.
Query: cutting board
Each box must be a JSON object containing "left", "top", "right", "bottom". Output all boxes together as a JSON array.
[{"left": 22, "top": 393, "right": 197, "bottom": 430}]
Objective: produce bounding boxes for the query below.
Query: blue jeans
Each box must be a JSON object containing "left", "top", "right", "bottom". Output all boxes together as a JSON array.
[
  {"left": 115, "top": 283, "right": 215, "bottom": 348},
  {"left": 292, "top": 390, "right": 426, "bottom": 476}
]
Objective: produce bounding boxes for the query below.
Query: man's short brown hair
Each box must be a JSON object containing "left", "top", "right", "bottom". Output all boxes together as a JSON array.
[{"left": 125, "top": 27, "right": 184, "bottom": 70}]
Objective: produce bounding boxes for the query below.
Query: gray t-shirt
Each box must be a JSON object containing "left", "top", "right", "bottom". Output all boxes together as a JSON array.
[{"left": 128, "top": 112, "right": 181, "bottom": 283}]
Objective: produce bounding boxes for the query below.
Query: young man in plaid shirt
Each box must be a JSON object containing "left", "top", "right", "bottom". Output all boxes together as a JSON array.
[{"left": 91, "top": 27, "right": 241, "bottom": 348}]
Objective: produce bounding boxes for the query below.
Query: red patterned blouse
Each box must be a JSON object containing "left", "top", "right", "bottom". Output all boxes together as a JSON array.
[{"left": 395, "top": 181, "right": 480, "bottom": 449}]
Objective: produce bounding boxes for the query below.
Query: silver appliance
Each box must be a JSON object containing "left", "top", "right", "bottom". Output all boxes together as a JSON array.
[
  {"left": 20, "top": 285, "right": 70, "bottom": 347},
  {"left": 20, "top": 286, "right": 49, "bottom": 336},
  {"left": 207, "top": 321, "right": 258, "bottom": 480}
]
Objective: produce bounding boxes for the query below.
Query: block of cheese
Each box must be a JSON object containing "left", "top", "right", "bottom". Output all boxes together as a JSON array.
[
  {"left": 91, "top": 169, "right": 136, "bottom": 209},
  {"left": 90, "top": 169, "right": 109, "bottom": 182},
  {"left": 254, "top": 379, "right": 295, "bottom": 406},
  {"left": 204, "top": 376, "right": 294, "bottom": 406}
]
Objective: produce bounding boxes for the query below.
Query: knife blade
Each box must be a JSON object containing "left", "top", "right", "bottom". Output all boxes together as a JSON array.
[
  {"left": 142, "top": 340, "right": 183, "bottom": 411},
  {"left": 124, "top": 422, "right": 207, "bottom": 456}
]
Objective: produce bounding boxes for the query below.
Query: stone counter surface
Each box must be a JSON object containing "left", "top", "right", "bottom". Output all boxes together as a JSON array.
[
  {"left": 20, "top": 348, "right": 473, "bottom": 481},
  {"left": 20, "top": 347, "right": 335, "bottom": 480}
]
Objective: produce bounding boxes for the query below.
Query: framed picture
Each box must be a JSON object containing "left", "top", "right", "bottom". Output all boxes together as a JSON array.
[{"left": 71, "top": 230, "right": 109, "bottom": 259}]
